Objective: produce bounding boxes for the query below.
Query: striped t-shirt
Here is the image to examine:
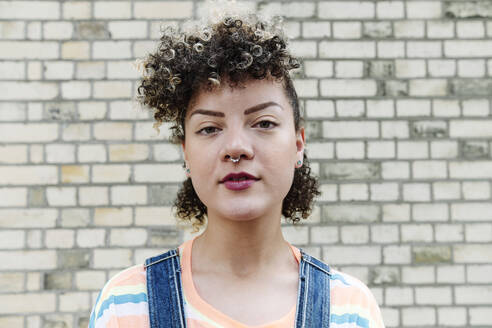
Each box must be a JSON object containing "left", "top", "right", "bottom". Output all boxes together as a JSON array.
[{"left": 89, "top": 237, "right": 385, "bottom": 328}]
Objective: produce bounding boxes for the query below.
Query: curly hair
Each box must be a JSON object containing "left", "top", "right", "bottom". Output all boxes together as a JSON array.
[{"left": 135, "top": 6, "right": 320, "bottom": 231}]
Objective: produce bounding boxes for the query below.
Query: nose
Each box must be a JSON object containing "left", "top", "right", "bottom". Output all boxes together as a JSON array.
[{"left": 220, "top": 127, "right": 254, "bottom": 164}]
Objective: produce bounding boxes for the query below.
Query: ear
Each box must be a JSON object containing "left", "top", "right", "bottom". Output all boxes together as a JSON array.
[
  {"left": 296, "top": 127, "right": 305, "bottom": 159},
  {"left": 181, "top": 140, "right": 188, "bottom": 162}
]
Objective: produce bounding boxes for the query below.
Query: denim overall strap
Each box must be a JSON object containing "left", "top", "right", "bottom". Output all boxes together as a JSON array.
[
  {"left": 295, "top": 249, "right": 332, "bottom": 328},
  {"left": 145, "top": 248, "right": 187, "bottom": 328}
]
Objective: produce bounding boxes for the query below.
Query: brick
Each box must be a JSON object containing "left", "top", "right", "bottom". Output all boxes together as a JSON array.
[
  {"left": 429, "top": 60, "right": 456, "bottom": 78},
  {"left": 94, "top": 122, "right": 132, "bottom": 140},
  {"left": 44, "top": 272, "right": 71, "bottom": 290},
  {"left": 110, "top": 228, "right": 147, "bottom": 246},
  {"left": 340, "top": 225, "right": 368, "bottom": 244},
  {"left": 367, "top": 141, "right": 395, "bottom": 159},
  {"left": 452, "top": 79, "right": 492, "bottom": 97},
  {"left": 0, "top": 21, "right": 24, "bottom": 39},
  {"left": 0, "top": 1, "right": 59, "bottom": 19},
  {"left": 376, "top": 1, "right": 404, "bottom": 19},
  {"left": 304, "top": 61, "right": 333, "bottom": 78},
  {"left": 0, "top": 82, "right": 58, "bottom": 101},
  {"left": 381, "top": 121, "right": 409, "bottom": 139},
  {"left": 45, "top": 229, "right": 74, "bottom": 249},
  {"left": 292, "top": 79, "right": 318, "bottom": 98},
  {"left": 427, "top": 21, "right": 454, "bottom": 39},
  {"left": 0, "top": 187, "right": 26, "bottom": 207},
  {"left": 46, "top": 144, "right": 75, "bottom": 163},
  {"left": 398, "top": 141, "right": 428, "bottom": 159},
  {"left": 370, "top": 225, "right": 398, "bottom": 244},
  {"left": 407, "top": 1, "right": 441, "bottom": 19},
  {"left": 433, "top": 181, "right": 460, "bottom": 200},
  {"left": 402, "top": 308, "right": 435, "bottom": 326},
  {"left": 450, "top": 161, "right": 492, "bottom": 178},
  {"left": 289, "top": 41, "right": 317, "bottom": 58},
  {"left": 316, "top": 184, "right": 337, "bottom": 202},
  {"left": 135, "top": 164, "right": 184, "bottom": 183},
  {"left": 408, "top": 41, "right": 442, "bottom": 58},
  {"left": 435, "top": 224, "right": 463, "bottom": 242},
  {"left": 43, "top": 22, "right": 73, "bottom": 40},
  {"left": 61, "top": 208, "right": 90, "bottom": 228},
  {"left": 0, "top": 166, "right": 57, "bottom": 185},
  {"left": 135, "top": 122, "right": 170, "bottom": 141},
  {"left": 153, "top": 144, "right": 182, "bottom": 162},
  {"left": 61, "top": 165, "right": 90, "bottom": 184},
  {"left": 377, "top": 41, "right": 405, "bottom": 58},
  {"left": 322, "top": 204, "right": 379, "bottom": 223},
  {"left": 94, "top": 207, "right": 132, "bottom": 226},
  {"left": 322, "top": 162, "right": 379, "bottom": 181},
  {"left": 93, "top": 81, "right": 132, "bottom": 99},
  {"left": 403, "top": 183, "right": 431, "bottom": 202},
  {"left": 93, "top": 249, "right": 132, "bottom": 269},
  {"left": 385, "top": 287, "right": 413, "bottom": 305},
  {"left": 61, "top": 81, "right": 91, "bottom": 100},
  {"left": 437, "top": 265, "right": 465, "bottom": 284},
  {"left": 333, "top": 22, "right": 361, "bottom": 39},
  {"left": 457, "top": 21, "right": 485, "bottom": 38},
  {"left": 75, "top": 271, "right": 106, "bottom": 290},
  {"left": 363, "top": 23, "right": 392, "bottom": 40},
  {"left": 109, "top": 144, "right": 149, "bottom": 162},
  {"left": 414, "top": 246, "right": 451, "bottom": 264},
  {"left": 445, "top": 41, "right": 492, "bottom": 58},
  {"left": 366, "top": 100, "right": 394, "bottom": 118},
  {"left": 402, "top": 266, "right": 434, "bottom": 284},
  {"left": 135, "top": 206, "right": 175, "bottom": 226},
  {"left": 107, "top": 62, "right": 141, "bottom": 80},
  {"left": 455, "top": 286, "right": 492, "bottom": 304},
  {"left": 412, "top": 161, "right": 447, "bottom": 179},
  {"left": 92, "top": 165, "right": 131, "bottom": 183},
  {"left": 370, "top": 183, "right": 399, "bottom": 201},
  {"left": 27, "top": 21, "right": 41, "bottom": 40},
  {"left": 59, "top": 249, "right": 90, "bottom": 269},
  {"left": 322, "top": 246, "right": 380, "bottom": 265},
  {"left": 0, "top": 250, "right": 56, "bottom": 270},
  {"left": 323, "top": 121, "right": 378, "bottom": 138},
  {"left": 0, "top": 61, "right": 24, "bottom": 80},
  {"left": 60, "top": 292, "right": 90, "bottom": 312},
  {"left": 111, "top": 185, "right": 147, "bottom": 205},
  {"left": 320, "top": 41, "right": 375, "bottom": 58},
  {"left": 27, "top": 230, "right": 42, "bottom": 249},
  {"left": 63, "top": 1, "right": 91, "bottom": 19},
  {"left": 411, "top": 121, "right": 447, "bottom": 139},
  {"left": 305, "top": 100, "right": 335, "bottom": 118},
  {"left": 467, "top": 265, "right": 492, "bottom": 283},
  {"left": 0, "top": 209, "right": 56, "bottom": 228},
  {"left": 463, "top": 181, "right": 490, "bottom": 200},
  {"left": 383, "top": 245, "right": 411, "bottom": 264},
  {"left": 381, "top": 161, "right": 409, "bottom": 180},
  {"left": 0, "top": 230, "right": 24, "bottom": 249},
  {"left": 259, "top": 2, "right": 316, "bottom": 18},
  {"left": 44, "top": 61, "right": 74, "bottom": 80},
  {"left": 0, "top": 293, "right": 56, "bottom": 314},
  {"left": 94, "top": 1, "right": 131, "bottom": 19},
  {"left": 454, "top": 244, "right": 492, "bottom": 263},
  {"left": 466, "top": 223, "right": 492, "bottom": 242},
  {"left": 370, "top": 267, "right": 399, "bottom": 285},
  {"left": 463, "top": 99, "right": 489, "bottom": 117},
  {"left": 394, "top": 21, "right": 424, "bottom": 38},
  {"left": 0, "top": 273, "right": 24, "bottom": 292},
  {"left": 302, "top": 22, "right": 331, "bottom": 38},
  {"left": 62, "top": 123, "right": 91, "bottom": 141},
  {"left": 397, "top": 99, "right": 431, "bottom": 117},
  {"left": 336, "top": 141, "right": 364, "bottom": 159},
  {"left": 134, "top": 1, "right": 192, "bottom": 19},
  {"left": 402, "top": 224, "right": 433, "bottom": 243},
  {"left": 413, "top": 203, "right": 449, "bottom": 222},
  {"left": 62, "top": 41, "right": 89, "bottom": 60},
  {"left": 445, "top": 1, "right": 492, "bottom": 19},
  {"left": 335, "top": 61, "right": 364, "bottom": 78},
  {"left": 77, "top": 61, "right": 105, "bottom": 79},
  {"left": 79, "top": 187, "right": 108, "bottom": 206},
  {"left": 431, "top": 140, "right": 458, "bottom": 158},
  {"left": 458, "top": 59, "right": 485, "bottom": 78},
  {"left": 395, "top": 60, "right": 425, "bottom": 78},
  {"left": 44, "top": 101, "right": 77, "bottom": 121},
  {"left": 410, "top": 79, "right": 448, "bottom": 96},
  {"left": 311, "top": 226, "right": 338, "bottom": 244},
  {"left": 27, "top": 61, "right": 42, "bottom": 80},
  {"left": 318, "top": 2, "right": 374, "bottom": 19},
  {"left": 46, "top": 187, "right": 76, "bottom": 207},
  {"left": 416, "top": 287, "right": 452, "bottom": 305},
  {"left": 78, "top": 145, "right": 106, "bottom": 163},
  {"left": 470, "top": 307, "right": 492, "bottom": 326},
  {"left": 77, "top": 229, "right": 105, "bottom": 248},
  {"left": 28, "top": 102, "right": 43, "bottom": 121},
  {"left": 0, "top": 42, "right": 58, "bottom": 59}
]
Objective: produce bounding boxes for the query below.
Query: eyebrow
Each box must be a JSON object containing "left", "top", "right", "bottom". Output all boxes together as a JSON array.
[{"left": 189, "top": 101, "right": 283, "bottom": 118}]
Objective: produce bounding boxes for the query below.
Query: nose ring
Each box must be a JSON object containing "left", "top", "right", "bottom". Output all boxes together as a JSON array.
[{"left": 230, "top": 157, "right": 240, "bottom": 163}]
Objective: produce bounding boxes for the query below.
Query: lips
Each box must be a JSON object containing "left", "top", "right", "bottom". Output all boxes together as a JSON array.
[{"left": 220, "top": 172, "right": 259, "bottom": 183}]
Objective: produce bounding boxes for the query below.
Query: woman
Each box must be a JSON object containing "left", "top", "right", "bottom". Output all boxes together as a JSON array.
[{"left": 89, "top": 3, "right": 385, "bottom": 327}]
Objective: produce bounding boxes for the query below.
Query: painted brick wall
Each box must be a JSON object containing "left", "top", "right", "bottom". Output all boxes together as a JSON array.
[{"left": 1, "top": 0, "right": 491, "bottom": 327}]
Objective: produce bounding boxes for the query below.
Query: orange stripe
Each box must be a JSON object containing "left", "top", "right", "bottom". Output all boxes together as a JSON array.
[{"left": 106, "top": 314, "right": 150, "bottom": 328}]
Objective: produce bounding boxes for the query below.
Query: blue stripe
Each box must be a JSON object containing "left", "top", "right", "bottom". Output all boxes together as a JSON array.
[
  {"left": 331, "top": 313, "right": 370, "bottom": 328},
  {"left": 330, "top": 273, "right": 350, "bottom": 285},
  {"left": 96, "top": 292, "right": 148, "bottom": 320}
]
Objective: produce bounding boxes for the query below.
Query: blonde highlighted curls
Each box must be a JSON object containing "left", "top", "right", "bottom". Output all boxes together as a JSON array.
[{"left": 135, "top": 2, "right": 320, "bottom": 228}]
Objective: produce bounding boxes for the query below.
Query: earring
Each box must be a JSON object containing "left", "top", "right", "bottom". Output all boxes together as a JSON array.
[
  {"left": 296, "top": 160, "right": 302, "bottom": 167},
  {"left": 185, "top": 167, "right": 190, "bottom": 176}
]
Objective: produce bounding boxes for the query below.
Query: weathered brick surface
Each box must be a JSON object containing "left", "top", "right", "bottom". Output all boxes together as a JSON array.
[{"left": 0, "top": 0, "right": 490, "bottom": 326}]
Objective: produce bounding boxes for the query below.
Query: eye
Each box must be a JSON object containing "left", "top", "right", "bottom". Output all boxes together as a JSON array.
[
  {"left": 197, "top": 126, "right": 220, "bottom": 135},
  {"left": 254, "top": 120, "right": 277, "bottom": 129}
]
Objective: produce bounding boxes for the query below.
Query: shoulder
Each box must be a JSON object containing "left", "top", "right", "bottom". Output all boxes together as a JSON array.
[
  {"left": 89, "top": 264, "right": 148, "bottom": 328},
  {"left": 329, "top": 268, "right": 385, "bottom": 328}
]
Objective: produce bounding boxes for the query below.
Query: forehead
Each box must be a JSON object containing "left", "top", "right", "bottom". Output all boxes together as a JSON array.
[{"left": 186, "top": 77, "right": 288, "bottom": 118}]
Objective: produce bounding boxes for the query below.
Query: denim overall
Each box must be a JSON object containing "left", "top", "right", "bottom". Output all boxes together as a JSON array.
[{"left": 144, "top": 247, "right": 332, "bottom": 328}]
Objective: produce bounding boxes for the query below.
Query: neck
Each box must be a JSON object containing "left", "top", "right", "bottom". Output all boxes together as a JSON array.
[{"left": 191, "top": 209, "right": 295, "bottom": 279}]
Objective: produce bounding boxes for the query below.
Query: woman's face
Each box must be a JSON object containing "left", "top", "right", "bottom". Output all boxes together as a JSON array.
[{"left": 182, "top": 77, "right": 305, "bottom": 222}]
